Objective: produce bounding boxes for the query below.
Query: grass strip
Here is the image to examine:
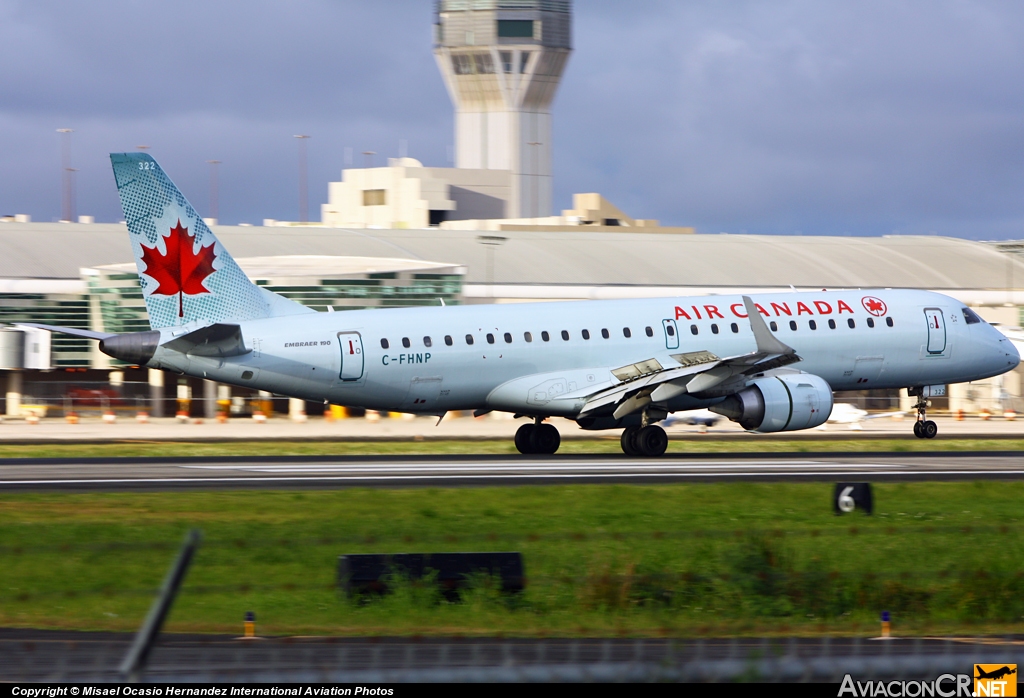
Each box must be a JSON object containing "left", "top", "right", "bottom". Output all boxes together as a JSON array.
[{"left": 1, "top": 482, "right": 1022, "bottom": 637}]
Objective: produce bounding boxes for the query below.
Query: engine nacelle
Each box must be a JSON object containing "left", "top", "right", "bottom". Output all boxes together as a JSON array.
[{"left": 710, "top": 373, "right": 833, "bottom": 433}]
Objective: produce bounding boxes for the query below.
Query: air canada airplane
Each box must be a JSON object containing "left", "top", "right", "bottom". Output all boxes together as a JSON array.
[{"left": 26, "top": 153, "right": 1021, "bottom": 456}]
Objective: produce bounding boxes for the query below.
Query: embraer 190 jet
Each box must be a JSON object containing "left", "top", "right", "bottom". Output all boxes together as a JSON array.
[{"left": 27, "top": 154, "right": 1020, "bottom": 456}]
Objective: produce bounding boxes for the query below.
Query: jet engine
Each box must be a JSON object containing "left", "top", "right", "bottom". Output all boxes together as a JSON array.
[{"left": 710, "top": 373, "right": 833, "bottom": 433}]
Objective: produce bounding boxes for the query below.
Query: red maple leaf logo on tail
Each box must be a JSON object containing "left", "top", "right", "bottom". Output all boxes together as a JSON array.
[{"left": 140, "top": 220, "right": 217, "bottom": 317}]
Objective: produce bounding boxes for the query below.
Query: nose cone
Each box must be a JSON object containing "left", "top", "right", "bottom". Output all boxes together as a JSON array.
[{"left": 990, "top": 327, "right": 1020, "bottom": 374}]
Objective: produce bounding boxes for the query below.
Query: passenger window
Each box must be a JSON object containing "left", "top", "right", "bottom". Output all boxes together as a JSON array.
[
  {"left": 582, "top": 329, "right": 591, "bottom": 340},
  {"left": 645, "top": 326, "right": 654, "bottom": 337},
  {"left": 809, "top": 320, "right": 817, "bottom": 330},
  {"left": 711, "top": 324, "right": 719, "bottom": 334},
  {"left": 866, "top": 317, "right": 875, "bottom": 328},
  {"left": 828, "top": 319, "right": 837, "bottom": 330},
  {"left": 623, "top": 327, "right": 632, "bottom": 338},
  {"left": 886, "top": 317, "right": 894, "bottom": 327},
  {"left": 731, "top": 323, "right": 739, "bottom": 333},
  {"left": 402, "top": 337, "right": 411, "bottom": 348},
  {"left": 690, "top": 324, "right": 698, "bottom": 335},
  {"left": 444, "top": 335, "right": 453, "bottom": 346},
  {"left": 847, "top": 318, "right": 856, "bottom": 329},
  {"left": 666, "top": 325, "right": 676, "bottom": 337},
  {"left": 789, "top": 320, "right": 797, "bottom": 331},
  {"left": 561, "top": 330, "right": 570, "bottom": 341},
  {"left": 423, "top": 336, "right": 432, "bottom": 347},
  {"left": 486, "top": 333, "right": 495, "bottom": 344},
  {"left": 963, "top": 307, "right": 983, "bottom": 324},
  {"left": 465, "top": 334, "right": 474, "bottom": 345},
  {"left": 541, "top": 331, "right": 550, "bottom": 342},
  {"left": 381, "top": 338, "right": 389, "bottom": 349},
  {"left": 769, "top": 321, "right": 778, "bottom": 332},
  {"left": 601, "top": 328, "right": 609, "bottom": 339},
  {"left": 504, "top": 332, "right": 512, "bottom": 343},
  {"left": 524, "top": 332, "right": 533, "bottom": 343}
]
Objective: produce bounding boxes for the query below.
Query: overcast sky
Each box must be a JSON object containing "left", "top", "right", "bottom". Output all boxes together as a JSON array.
[{"left": 1, "top": 0, "right": 1022, "bottom": 238}]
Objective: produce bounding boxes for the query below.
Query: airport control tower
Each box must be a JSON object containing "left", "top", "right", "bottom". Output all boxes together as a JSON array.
[{"left": 433, "top": 0, "right": 571, "bottom": 219}]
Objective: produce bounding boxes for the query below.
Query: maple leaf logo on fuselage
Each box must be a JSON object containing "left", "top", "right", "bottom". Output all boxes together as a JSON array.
[{"left": 139, "top": 220, "right": 217, "bottom": 318}]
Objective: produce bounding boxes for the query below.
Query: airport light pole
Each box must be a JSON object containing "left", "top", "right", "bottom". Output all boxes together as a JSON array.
[
  {"left": 207, "top": 160, "right": 221, "bottom": 222},
  {"left": 56, "top": 128, "right": 73, "bottom": 222},
  {"left": 294, "top": 135, "right": 310, "bottom": 223}
]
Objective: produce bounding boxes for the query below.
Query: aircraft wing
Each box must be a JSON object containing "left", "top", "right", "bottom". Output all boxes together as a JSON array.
[{"left": 578, "top": 296, "right": 800, "bottom": 419}]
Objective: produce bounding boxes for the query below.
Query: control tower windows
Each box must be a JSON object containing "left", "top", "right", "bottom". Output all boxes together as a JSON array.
[
  {"left": 473, "top": 53, "right": 495, "bottom": 74},
  {"left": 452, "top": 54, "right": 473, "bottom": 75},
  {"left": 520, "top": 51, "right": 531, "bottom": 73},
  {"left": 500, "top": 51, "right": 513, "bottom": 74},
  {"left": 497, "top": 19, "right": 534, "bottom": 38}
]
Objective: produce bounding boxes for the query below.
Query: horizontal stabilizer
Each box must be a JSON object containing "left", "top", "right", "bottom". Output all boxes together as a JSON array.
[
  {"left": 16, "top": 323, "right": 114, "bottom": 340},
  {"left": 164, "top": 323, "right": 250, "bottom": 357}
]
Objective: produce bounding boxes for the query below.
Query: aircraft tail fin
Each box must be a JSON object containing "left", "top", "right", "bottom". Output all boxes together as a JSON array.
[{"left": 109, "top": 153, "right": 312, "bottom": 329}]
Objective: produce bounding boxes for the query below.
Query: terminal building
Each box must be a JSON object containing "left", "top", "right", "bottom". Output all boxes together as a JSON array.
[{"left": 2, "top": 0, "right": 1022, "bottom": 421}]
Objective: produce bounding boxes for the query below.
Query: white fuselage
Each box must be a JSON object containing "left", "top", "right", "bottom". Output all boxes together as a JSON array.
[{"left": 147, "top": 289, "right": 1019, "bottom": 424}]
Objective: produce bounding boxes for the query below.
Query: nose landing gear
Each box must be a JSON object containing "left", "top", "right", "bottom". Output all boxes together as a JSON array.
[{"left": 912, "top": 394, "right": 938, "bottom": 439}]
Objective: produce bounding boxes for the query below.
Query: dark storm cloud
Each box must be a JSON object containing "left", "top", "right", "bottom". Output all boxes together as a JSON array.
[{"left": 1, "top": 0, "right": 1022, "bottom": 238}]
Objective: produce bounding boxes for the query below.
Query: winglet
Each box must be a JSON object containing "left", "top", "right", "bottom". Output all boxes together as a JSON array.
[{"left": 742, "top": 296, "right": 794, "bottom": 355}]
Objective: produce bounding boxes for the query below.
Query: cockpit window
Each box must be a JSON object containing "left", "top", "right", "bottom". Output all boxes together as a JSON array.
[{"left": 963, "top": 307, "right": 983, "bottom": 325}]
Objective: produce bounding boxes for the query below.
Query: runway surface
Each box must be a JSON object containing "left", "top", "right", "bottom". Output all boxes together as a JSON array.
[
  {"left": 4, "top": 628, "right": 1022, "bottom": 682},
  {"left": 1, "top": 451, "right": 1023, "bottom": 490}
]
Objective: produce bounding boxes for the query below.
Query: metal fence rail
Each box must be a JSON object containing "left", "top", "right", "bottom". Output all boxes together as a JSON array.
[{"left": 3, "top": 632, "right": 1021, "bottom": 683}]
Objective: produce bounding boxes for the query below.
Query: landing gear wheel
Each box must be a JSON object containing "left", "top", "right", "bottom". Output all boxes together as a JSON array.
[
  {"left": 532, "top": 423, "right": 561, "bottom": 454},
  {"left": 911, "top": 392, "right": 936, "bottom": 439},
  {"left": 620, "top": 426, "right": 641, "bottom": 456},
  {"left": 514, "top": 424, "right": 536, "bottom": 454},
  {"left": 638, "top": 425, "right": 668, "bottom": 457}
]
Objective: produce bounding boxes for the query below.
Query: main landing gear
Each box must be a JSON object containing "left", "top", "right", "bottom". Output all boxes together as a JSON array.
[
  {"left": 515, "top": 418, "right": 561, "bottom": 454},
  {"left": 620, "top": 424, "right": 669, "bottom": 457},
  {"left": 912, "top": 394, "right": 938, "bottom": 439}
]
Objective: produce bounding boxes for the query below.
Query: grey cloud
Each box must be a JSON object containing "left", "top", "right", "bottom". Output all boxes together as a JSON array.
[{"left": 1, "top": 0, "right": 1022, "bottom": 239}]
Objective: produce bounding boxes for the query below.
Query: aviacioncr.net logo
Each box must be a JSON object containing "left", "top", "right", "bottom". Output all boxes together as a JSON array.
[{"left": 839, "top": 674, "right": 973, "bottom": 697}]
